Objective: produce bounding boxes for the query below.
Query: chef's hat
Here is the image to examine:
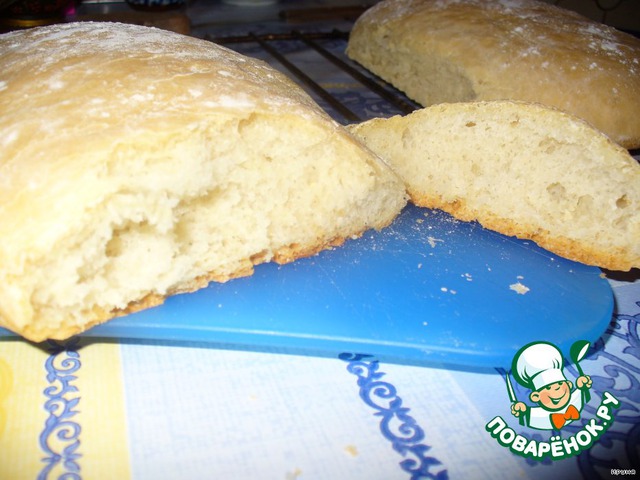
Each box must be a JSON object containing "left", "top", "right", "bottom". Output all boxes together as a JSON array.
[{"left": 513, "top": 342, "right": 567, "bottom": 391}]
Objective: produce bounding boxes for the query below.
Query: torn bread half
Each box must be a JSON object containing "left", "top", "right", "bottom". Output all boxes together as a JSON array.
[
  {"left": 348, "top": 101, "right": 639, "bottom": 271},
  {"left": 0, "top": 22, "right": 407, "bottom": 342}
]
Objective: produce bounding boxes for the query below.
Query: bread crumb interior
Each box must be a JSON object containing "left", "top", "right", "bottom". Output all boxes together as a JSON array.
[{"left": 24, "top": 113, "right": 385, "bottom": 336}]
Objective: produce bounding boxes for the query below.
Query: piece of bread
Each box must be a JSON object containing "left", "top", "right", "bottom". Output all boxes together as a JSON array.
[
  {"left": 0, "top": 22, "right": 407, "bottom": 342},
  {"left": 346, "top": 0, "right": 640, "bottom": 149},
  {"left": 348, "top": 101, "right": 640, "bottom": 272}
]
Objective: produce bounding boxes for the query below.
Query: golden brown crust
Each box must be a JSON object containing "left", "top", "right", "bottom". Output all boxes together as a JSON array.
[
  {"left": 31, "top": 230, "right": 374, "bottom": 341},
  {"left": 410, "top": 191, "right": 634, "bottom": 272}
]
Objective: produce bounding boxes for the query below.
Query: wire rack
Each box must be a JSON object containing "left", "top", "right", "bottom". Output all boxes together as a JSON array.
[{"left": 206, "top": 29, "right": 419, "bottom": 125}]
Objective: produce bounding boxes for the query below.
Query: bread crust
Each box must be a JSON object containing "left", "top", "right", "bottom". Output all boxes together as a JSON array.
[
  {"left": 409, "top": 191, "right": 634, "bottom": 273},
  {"left": 36, "top": 225, "right": 383, "bottom": 342},
  {"left": 347, "top": 0, "right": 640, "bottom": 149}
]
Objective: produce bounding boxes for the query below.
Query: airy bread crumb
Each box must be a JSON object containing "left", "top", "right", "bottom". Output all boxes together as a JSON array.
[{"left": 348, "top": 101, "right": 640, "bottom": 271}]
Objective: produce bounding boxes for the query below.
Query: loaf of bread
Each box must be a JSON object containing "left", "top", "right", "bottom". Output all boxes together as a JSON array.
[
  {"left": 348, "top": 101, "right": 640, "bottom": 271},
  {"left": 0, "top": 22, "right": 407, "bottom": 342},
  {"left": 347, "top": 0, "right": 640, "bottom": 149}
]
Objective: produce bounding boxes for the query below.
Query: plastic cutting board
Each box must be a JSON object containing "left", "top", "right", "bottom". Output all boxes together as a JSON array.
[{"left": 0, "top": 204, "right": 613, "bottom": 369}]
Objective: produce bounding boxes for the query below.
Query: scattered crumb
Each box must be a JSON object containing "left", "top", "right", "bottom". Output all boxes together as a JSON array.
[
  {"left": 441, "top": 287, "right": 448, "bottom": 292},
  {"left": 427, "top": 236, "right": 443, "bottom": 248},
  {"left": 217, "top": 303, "right": 223, "bottom": 308},
  {"left": 344, "top": 445, "right": 358, "bottom": 457},
  {"left": 462, "top": 273, "right": 473, "bottom": 281},
  {"left": 423, "top": 321, "right": 428, "bottom": 326},
  {"left": 286, "top": 468, "right": 303, "bottom": 480},
  {"left": 416, "top": 218, "right": 424, "bottom": 224},
  {"left": 417, "top": 263, "right": 422, "bottom": 269},
  {"left": 510, "top": 282, "right": 530, "bottom": 295}
]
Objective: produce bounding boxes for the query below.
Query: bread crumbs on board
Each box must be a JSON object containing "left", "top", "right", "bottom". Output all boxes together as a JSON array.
[
  {"left": 344, "top": 445, "right": 359, "bottom": 457},
  {"left": 510, "top": 282, "right": 530, "bottom": 295}
]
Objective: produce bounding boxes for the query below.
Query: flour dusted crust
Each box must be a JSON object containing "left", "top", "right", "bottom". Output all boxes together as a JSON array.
[
  {"left": 0, "top": 22, "right": 407, "bottom": 341},
  {"left": 348, "top": 101, "right": 640, "bottom": 271},
  {"left": 347, "top": 0, "right": 640, "bottom": 149}
]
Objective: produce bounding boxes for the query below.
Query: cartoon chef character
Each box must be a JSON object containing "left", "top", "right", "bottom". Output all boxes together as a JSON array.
[{"left": 510, "top": 341, "right": 592, "bottom": 430}]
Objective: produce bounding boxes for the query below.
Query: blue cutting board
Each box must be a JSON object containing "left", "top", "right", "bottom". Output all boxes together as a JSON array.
[{"left": 0, "top": 205, "right": 613, "bottom": 368}]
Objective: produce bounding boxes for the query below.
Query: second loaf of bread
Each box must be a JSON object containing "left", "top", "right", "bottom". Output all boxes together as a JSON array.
[
  {"left": 0, "top": 22, "right": 407, "bottom": 342},
  {"left": 347, "top": 0, "right": 640, "bottom": 149}
]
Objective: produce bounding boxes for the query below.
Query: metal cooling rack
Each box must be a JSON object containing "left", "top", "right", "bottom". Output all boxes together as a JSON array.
[{"left": 206, "top": 29, "right": 419, "bottom": 125}]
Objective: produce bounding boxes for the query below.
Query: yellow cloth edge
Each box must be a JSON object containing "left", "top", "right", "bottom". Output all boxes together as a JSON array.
[{"left": 0, "top": 339, "right": 130, "bottom": 479}]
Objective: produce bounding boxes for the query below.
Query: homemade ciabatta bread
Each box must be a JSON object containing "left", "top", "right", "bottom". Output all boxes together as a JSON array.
[
  {"left": 348, "top": 101, "right": 640, "bottom": 271},
  {"left": 347, "top": 0, "right": 640, "bottom": 149},
  {"left": 0, "top": 22, "right": 407, "bottom": 342}
]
